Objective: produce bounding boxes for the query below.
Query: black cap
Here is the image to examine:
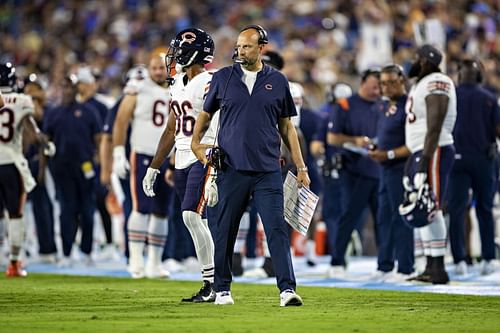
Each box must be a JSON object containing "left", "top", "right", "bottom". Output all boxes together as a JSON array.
[
  {"left": 262, "top": 50, "right": 284, "bottom": 70},
  {"left": 417, "top": 44, "right": 442, "bottom": 67}
]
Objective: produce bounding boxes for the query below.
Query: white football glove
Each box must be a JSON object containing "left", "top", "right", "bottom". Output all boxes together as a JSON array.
[
  {"left": 43, "top": 141, "right": 56, "bottom": 157},
  {"left": 142, "top": 167, "right": 160, "bottom": 197},
  {"left": 112, "top": 146, "right": 129, "bottom": 179},
  {"left": 413, "top": 172, "right": 427, "bottom": 191},
  {"left": 204, "top": 169, "right": 218, "bottom": 207}
]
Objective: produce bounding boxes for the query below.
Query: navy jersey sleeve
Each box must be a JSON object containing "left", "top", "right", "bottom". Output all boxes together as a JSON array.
[
  {"left": 494, "top": 96, "right": 500, "bottom": 126},
  {"left": 42, "top": 107, "right": 55, "bottom": 137},
  {"left": 281, "top": 80, "right": 297, "bottom": 118},
  {"left": 203, "top": 71, "right": 221, "bottom": 114}
]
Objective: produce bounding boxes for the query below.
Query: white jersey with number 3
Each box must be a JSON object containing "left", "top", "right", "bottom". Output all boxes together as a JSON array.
[
  {"left": 0, "top": 92, "right": 34, "bottom": 164},
  {"left": 170, "top": 71, "right": 219, "bottom": 169},
  {"left": 127, "top": 77, "right": 170, "bottom": 156},
  {"left": 405, "top": 72, "right": 457, "bottom": 153}
]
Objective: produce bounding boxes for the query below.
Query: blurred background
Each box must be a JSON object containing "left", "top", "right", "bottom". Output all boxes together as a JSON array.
[{"left": 1, "top": 0, "right": 498, "bottom": 108}]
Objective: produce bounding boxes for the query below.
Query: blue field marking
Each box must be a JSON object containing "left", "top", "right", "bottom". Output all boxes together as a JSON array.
[{"left": 25, "top": 255, "right": 500, "bottom": 296}]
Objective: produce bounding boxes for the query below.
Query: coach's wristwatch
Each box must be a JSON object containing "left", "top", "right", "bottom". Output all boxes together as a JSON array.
[
  {"left": 387, "top": 150, "right": 396, "bottom": 160},
  {"left": 297, "top": 166, "right": 308, "bottom": 172}
]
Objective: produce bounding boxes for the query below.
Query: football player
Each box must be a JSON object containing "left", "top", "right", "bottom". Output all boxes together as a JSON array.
[
  {"left": 401, "top": 44, "right": 457, "bottom": 284},
  {"left": 142, "top": 28, "right": 218, "bottom": 302},
  {"left": 0, "top": 62, "right": 54, "bottom": 277},
  {"left": 112, "top": 54, "right": 171, "bottom": 279}
]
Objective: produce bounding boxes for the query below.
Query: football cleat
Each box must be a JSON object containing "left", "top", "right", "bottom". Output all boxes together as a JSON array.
[
  {"left": 182, "top": 280, "right": 216, "bottom": 303},
  {"left": 6, "top": 261, "right": 27, "bottom": 278}
]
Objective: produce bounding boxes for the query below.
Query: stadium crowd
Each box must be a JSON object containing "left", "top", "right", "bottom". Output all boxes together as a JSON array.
[{"left": 0, "top": 0, "right": 499, "bottom": 301}]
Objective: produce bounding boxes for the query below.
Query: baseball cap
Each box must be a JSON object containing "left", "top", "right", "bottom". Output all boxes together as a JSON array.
[
  {"left": 75, "top": 66, "right": 96, "bottom": 84},
  {"left": 416, "top": 44, "right": 443, "bottom": 67}
]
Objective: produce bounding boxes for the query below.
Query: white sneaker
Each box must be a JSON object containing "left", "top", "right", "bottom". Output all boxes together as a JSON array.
[
  {"left": 279, "top": 289, "right": 303, "bottom": 307},
  {"left": 182, "top": 256, "right": 200, "bottom": 273},
  {"left": 480, "top": 260, "right": 494, "bottom": 275},
  {"left": 163, "top": 258, "right": 184, "bottom": 273},
  {"left": 455, "top": 260, "right": 468, "bottom": 275},
  {"left": 327, "top": 265, "right": 346, "bottom": 279},
  {"left": 38, "top": 253, "right": 57, "bottom": 264},
  {"left": 98, "top": 244, "right": 121, "bottom": 261},
  {"left": 82, "top": 254, "right": 95, "bottom": 267},
  {"left": 384, "top": 272, "right": 416, "bottom": 283},
  {"left": 58, "top": 256, "right": 72, "bottom": 268},
  {"left": 145, "top": 264, "right": 170, "bottom": 279},
  {"left": 242, "top": 267, "right": 268, "bottom": 278},
  {"left": 214, "top": 291, "right": 234, "bottom": 305},
  {"left": 128, "top": 267, "right": 145, "bottom": 279},
  {"left": 370, "top": 270, "right": 392, "bottom": 281}
]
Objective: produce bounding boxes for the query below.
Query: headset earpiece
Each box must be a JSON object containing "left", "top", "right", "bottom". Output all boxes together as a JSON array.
[{"left": 232, "top": 47, "right": 238, "bottom": 60}]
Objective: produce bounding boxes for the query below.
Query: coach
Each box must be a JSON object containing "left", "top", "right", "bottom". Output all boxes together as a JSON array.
[{"left": 192, "top": 25, "right": 309, "bottom": 307}]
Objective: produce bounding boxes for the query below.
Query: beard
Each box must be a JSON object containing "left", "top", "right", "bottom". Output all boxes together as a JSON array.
[{"left": 408, "top": 61, "right": 421, "bottom": 78}]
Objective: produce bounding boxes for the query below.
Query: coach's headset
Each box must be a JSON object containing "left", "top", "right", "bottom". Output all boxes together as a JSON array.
[{"left": 232, "top": 25, "right": 269, "bottom": 62}]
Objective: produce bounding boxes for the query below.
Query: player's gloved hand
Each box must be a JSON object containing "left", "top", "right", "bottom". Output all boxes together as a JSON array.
[
  {"left": 43, "top": 141, "right": 56, "bottom": 157},
  {"left": 414, "top": 155, "right": 430, "bottom": 191},
  {"left": 143, "top": 167, "right": 160, "bottom": 197},
  {"left": 204, "top": 167, "right": 218, "bottom": 207},
  {"left": 112, "top": 146, "right": 129, "bottom": 179}
]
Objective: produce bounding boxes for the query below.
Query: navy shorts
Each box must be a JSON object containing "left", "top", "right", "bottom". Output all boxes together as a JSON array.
[
  {"left": 174, "top": 161, "right": 208, "bottom": 215},
  {"left": 405, "top": 145, "right": 455, "bottom": 207},
  {"left": 0, "top": 164, "right": 26, "bottom": 218},
  {"left": 130, "top": 152, "right": 171, "bottom": 216}
]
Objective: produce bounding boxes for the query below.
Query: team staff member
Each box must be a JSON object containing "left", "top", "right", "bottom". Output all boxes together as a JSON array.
[
  {"left": 44, "top": 76, "right": 102, "bottom": 267},
  {"left": 368, "top": 64, "right": 414, "bottom": 280},
  {"left": 327, "top": 69, "right": 381, "bottom": 277},
  {"left": 24, "top": 77, "right": 58, "bottom": 262},
  {"left": 192, "top": 25, "right": 308, "bottom": 307},
  {"left": 448, "top": 59, "right": 500, "bottom": 276}
]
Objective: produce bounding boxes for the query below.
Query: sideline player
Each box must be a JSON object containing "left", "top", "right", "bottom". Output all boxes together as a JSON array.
[
  {"left": 112, "top": 54, "right": 171, "bottom": 279},
  {"left": 0, "top": 62, "right": 54, "bottom": 277},
  {"left": 401, "top": 44, "right": 456, "bottom": 284},
  {"left": 143, "top": 28, "right": 218, "bottom": 302}
]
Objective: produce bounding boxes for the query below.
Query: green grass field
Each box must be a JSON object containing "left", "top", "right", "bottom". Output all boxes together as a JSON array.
[{"left": 1, "top": 274, "right": 499, "bottom": 333}]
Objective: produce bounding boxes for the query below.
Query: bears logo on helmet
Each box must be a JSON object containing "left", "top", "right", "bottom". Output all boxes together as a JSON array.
[{"left": 398, "top": 176, "right": 437, "bottom": 228}]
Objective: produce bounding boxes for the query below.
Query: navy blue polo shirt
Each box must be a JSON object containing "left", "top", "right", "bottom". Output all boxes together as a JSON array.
[
  {"left": 204, "top": 64, "right": 296, "bottom": 172},
  {"left": 376, "top": 95, "right": 408, "bottom": 168},
  {"left": 454, "top": 84, "right": 500, "bottom": 155},
  {"left": 313, "top": 105, "right": 342, "bottom": 160},
  {"left": 329, "top": 94, "right": 380, "bottom": 179},
  {"left": 43, "top": 102, "right": 102, "bottom": 164},
  {"left": 85, "top": 96, "right": 108, "bottom": 125}
]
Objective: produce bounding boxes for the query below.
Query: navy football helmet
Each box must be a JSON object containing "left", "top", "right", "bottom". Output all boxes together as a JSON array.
[
  {"left": 0, "top": 62, "right": 17, "bottom": 92},
  {"left": 166, "top": 28, "right": 214, "bottom": 75},
  {"left": 399, "top": 176, "right": 437, "bottom": 228}
]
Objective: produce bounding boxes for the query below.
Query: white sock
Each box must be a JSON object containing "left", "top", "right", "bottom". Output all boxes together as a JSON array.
[
  {"left": 127, "top": 211, "right": 148, "bottom": 270},
  {"left": 414, "top": 228, "right": 424, "bottom": 257},
  {"left": 306, "top": 240, "right": 316, "bottom": 261},
  {"left": 8, "top": 218, "right": 24, "bottom": 261},
  {"left": 420, "top": 210, "right": 447, "bottom": 257},
  {"left": 0, "top": 217, "right": 5, "bottom": 248},
  {"left": 147, "top": 215, "right": 168, "bottom": 267},
  {"left": 183, "top": 211, "right": 214, "bottom": 283},
  {"left": 234, "top": 211, "right": 250, "bottom": 253}
]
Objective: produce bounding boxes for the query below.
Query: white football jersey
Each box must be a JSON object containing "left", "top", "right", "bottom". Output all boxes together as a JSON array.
[
  {"left": 170, "top": 71, "right": 219, "bottom": 169},
  {"left": 405, "top": 72, "right": 456, "bottom": 153},
  {"left": 127, "top": 77, "right": 170, "bottom": 155},
  {"left": 0, "top": 92, "right": 34, "bottom": 164}
]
